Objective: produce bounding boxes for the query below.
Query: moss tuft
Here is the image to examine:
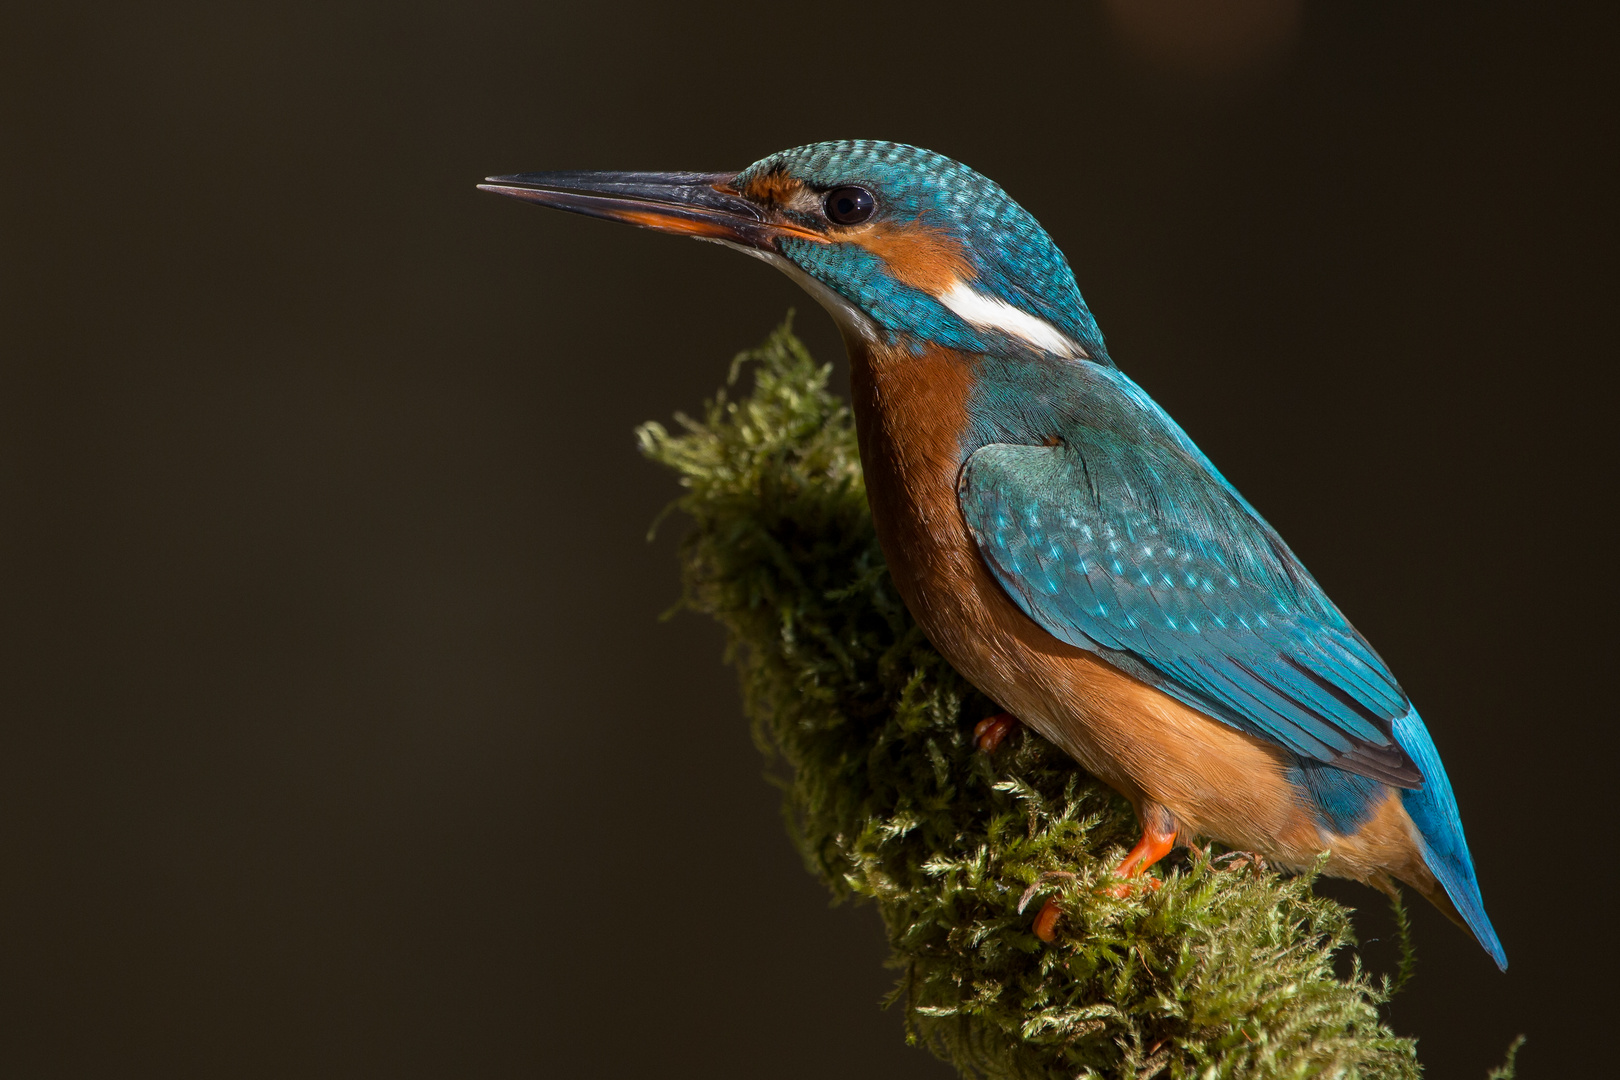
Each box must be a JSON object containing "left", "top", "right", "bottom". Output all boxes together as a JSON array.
[{"left": 637, "top": 317, "right": 1423, "bottom": 1078}]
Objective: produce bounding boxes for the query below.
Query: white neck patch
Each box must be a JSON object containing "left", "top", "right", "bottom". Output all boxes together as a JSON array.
[{"left": 936, "top": 279, "right": 1087, "bottom": 360}]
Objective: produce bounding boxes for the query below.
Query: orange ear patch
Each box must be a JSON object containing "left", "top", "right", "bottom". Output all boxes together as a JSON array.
[{"left": 854, "top": 223, "right": 975, "bottom": 294}]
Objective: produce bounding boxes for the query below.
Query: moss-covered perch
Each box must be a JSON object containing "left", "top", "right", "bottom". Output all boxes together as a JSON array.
[{"left": 638, "top": 318, "right": 1440, "bottom": 1078}]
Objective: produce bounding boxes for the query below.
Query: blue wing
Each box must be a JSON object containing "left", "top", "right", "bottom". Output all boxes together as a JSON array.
[{"left": 957, "top": 377, "right": 1420, "bottom": 787}]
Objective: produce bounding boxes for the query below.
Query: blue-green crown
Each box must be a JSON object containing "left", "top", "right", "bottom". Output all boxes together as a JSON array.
[{"left": 735, "top": 140, "right": 1109, "bottom": 363}]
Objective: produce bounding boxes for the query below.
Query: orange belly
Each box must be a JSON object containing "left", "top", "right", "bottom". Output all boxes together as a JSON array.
[{"left": 848, "top": 340, "right": 1438, "bottom": 897}]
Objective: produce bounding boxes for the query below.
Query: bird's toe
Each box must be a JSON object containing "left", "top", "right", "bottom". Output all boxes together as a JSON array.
[
  {"left": 1033, "top": 896, "right": 1063, "bottom": 942},
  {"left": 973, "top": 712, "right": 1020, "bottom": 752}
]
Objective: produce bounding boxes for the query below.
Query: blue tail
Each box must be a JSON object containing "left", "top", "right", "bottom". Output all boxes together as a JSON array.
[{"left": 1391, "top": 708, "right": 1507, "bottom": 970}]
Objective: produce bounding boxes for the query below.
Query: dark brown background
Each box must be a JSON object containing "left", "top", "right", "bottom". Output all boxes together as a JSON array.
[{"left": 1, "top": 2, "right": 1613, "bottom": 1076}]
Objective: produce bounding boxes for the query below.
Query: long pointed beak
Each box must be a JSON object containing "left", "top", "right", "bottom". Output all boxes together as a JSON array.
[{"left": 477, "top": 170, "right": 822, "bottom": 249}]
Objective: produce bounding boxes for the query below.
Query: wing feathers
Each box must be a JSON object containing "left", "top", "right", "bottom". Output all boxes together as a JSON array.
[{"left": 959, "top": 437, "right": 1420, "bottom": 787}]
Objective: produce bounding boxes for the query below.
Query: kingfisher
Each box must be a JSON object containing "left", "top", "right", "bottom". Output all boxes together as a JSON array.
[{"left": 479, "top": 140, "right": 1506, "bottom": 970}]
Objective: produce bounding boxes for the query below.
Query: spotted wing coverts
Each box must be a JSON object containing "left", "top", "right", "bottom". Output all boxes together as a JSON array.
[{"left": 958, "top": 412, "right": 1422, "bottom": 787}]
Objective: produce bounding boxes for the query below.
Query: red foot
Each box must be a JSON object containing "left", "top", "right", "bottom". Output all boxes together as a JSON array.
[
  {"left": 1100, "top": 817, "right": 1178, "bottom": 898},
  {"left": 1020, "top": 812, "right": 1179, "bottom": 943},
  {"left": 973, "top": 712, "right": 1020, "bottom": 753}
]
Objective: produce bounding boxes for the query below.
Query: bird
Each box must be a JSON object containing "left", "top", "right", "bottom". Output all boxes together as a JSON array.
[{"left": 479, "top": 140, "right": 1506, "bottom": 970}]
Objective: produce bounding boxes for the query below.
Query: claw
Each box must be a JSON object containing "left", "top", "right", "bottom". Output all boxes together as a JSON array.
[
  {"left": 1018, "top": 871, "right": 1078, "bottom": 942},
  {"left": 1017, "top": 870, "right": 1077, "bottom": 914},
  {"left": 1212, "top": 850, "right": 1268, "bottom": 873}
]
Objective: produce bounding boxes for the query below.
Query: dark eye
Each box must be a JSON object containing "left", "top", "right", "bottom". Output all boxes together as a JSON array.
[{"left": 823, "top": 185, "right": 875, "bottom": 225}]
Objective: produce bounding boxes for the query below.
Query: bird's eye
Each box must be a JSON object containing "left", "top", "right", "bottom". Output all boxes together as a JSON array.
[{"left": 823, "top": 186, "right": 875, "bottom": 225}]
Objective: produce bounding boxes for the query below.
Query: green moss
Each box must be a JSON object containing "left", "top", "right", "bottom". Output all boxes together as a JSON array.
[{"left": 637, "top": 317, "right": 1422, "bottom": 1079}]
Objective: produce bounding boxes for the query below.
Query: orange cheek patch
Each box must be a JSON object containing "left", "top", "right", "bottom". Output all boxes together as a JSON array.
[
  {"left": 740, "top": 171, "right": 807, "bottom": 206},
  {"left": 854, "top": 223, "right": 975, "bottom": 294}
]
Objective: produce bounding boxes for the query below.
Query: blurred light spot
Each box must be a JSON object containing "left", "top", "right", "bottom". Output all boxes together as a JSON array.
[{"left": 1106, "top": 0, "right": 1301, "bottom": 77}]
